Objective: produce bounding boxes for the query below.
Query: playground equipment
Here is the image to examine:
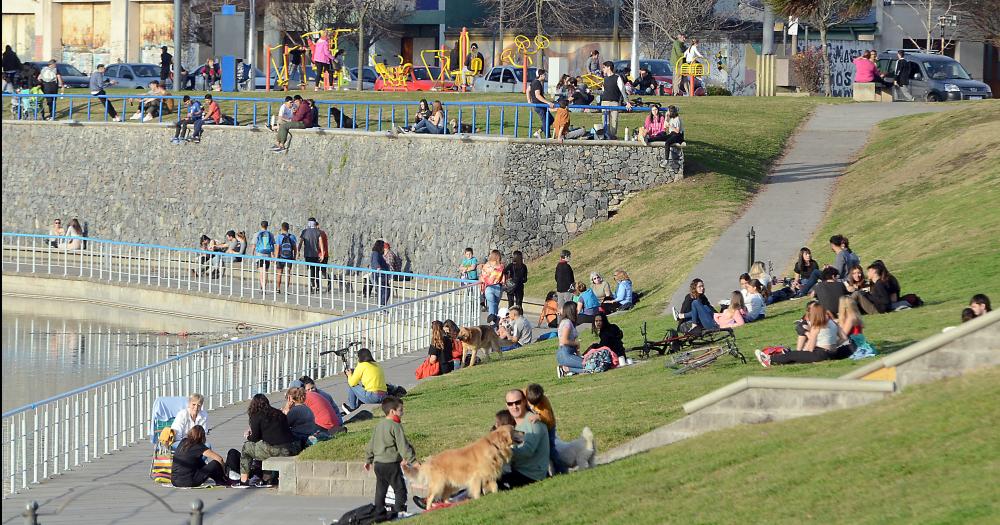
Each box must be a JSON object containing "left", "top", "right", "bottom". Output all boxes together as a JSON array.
[
  {"left": 267, "top": 28, "right": 356, "bottom": 91},
  {"left": 580, "top": 73, "right": 604, "bottom": 91},
  {"left": 500, "top": 34, "right": 550, "bottom": 93},
  {"left": 673, "top": 56, "right": 710, "bottom": 97},
  {"left": 374, "top": 55, "right": 413, "bottom": 91},
  {"left": 265, "top": 44, "right": 304, "bottom": 91}
]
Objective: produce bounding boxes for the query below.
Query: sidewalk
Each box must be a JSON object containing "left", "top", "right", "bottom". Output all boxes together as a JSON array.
[{"left": 668, "top": 103, "right": 949, "bottom": 309}]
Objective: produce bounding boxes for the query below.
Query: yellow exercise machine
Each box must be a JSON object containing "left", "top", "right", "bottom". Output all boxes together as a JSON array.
[{"left": 500, "top": 34, "right": 549, "bottom": 93}]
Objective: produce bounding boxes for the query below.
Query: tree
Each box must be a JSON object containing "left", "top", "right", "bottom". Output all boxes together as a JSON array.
[
  {"left": 882, "top": 0, "right": 968, "bottom": 53},
  {"left": 962, "top": 0, "right": 1000, "bottom": 47},
  {"left": 767, "top": 0, "right": 870, "bottom": 96},
  {"left": 625, "top": 0, "right": 738, "bottom": 58},
  {"left": 477, "top": 0, "right": 602, "bottom": 38}
]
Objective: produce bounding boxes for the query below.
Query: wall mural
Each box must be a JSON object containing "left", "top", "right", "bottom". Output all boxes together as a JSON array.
[
  {"left": 139, "top": 3, "right": 174, "bottom": 64},
  {"left": 60, "top": 3, "right": 110, "bottom": 74}
]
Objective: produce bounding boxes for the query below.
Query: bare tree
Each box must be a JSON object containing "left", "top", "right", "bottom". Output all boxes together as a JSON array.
[
  {"left": 767, "top": 0, "right": 870, "bottom": 96},
  {"left": 961, "top": 0, "right": 1000, "bottom": 47},
  {"left": 882, "top": 0, "right": 968, "bottom": 52},
  {"left": 478, "top": 0, "right": 602, "bottom": 37},
  {"left": 625, "top": 0, "right": 735, "bottom": 58}
]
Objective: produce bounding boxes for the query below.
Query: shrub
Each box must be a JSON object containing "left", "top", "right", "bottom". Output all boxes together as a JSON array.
[
  {"left": 706, "top": 86, "right": 732, "bottom": 96},
  {"left": 791, "top": 47, "right": 824, "bottom": 94}
]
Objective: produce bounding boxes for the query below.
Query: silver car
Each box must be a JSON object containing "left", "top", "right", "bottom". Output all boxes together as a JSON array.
[
  {"left": 474, "top": 66, "right": 540, "bottom": 93},
  {"left": 104, "top": 63, "right": 167, "bottom": 89}
]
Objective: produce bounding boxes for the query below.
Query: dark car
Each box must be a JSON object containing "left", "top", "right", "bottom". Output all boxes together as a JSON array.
[
  {"left": 27, "top": 62, "right": 89, "bottom": 88},
  {"left": 877, "top": 51, "right": 992, "bottom": 101},
  {"left": 612, "top": 59, "right": 705, "bottom": 96}
]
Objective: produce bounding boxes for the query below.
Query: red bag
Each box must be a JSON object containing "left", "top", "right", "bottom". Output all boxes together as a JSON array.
[
  {"left": 414, "top": 358, "right": 440, "bottom": 380},
  {"left": 451, "top": 339, "right": 464, "bottom": 360},
  {"left": 761, "top": 346, "right": 788, "bottom": 356}
]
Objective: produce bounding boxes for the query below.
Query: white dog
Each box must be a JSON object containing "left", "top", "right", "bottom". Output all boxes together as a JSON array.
[{"left": 554, "top": 427, "right": 596, "bottom": 471}]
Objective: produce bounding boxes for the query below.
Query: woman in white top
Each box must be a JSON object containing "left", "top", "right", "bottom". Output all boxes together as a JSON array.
[
  {"left": 659, "top": 105, "right": 686, "bottom": 168},
  {"left": 171, "top": 393, "right": 209, "bottom": 443},
  {"left": 48, "top": 218, "right": 65, "bottom": 248},
  {"left": 684, "top": 38, "right": 706, "bottom": 63},
  {"left": 64, "top": 218, "right": 84, "bottom": 250},
  {"left": 411, "top": 100, "right": 445, "bottom": 134},
  {"left": 744, "top": 279, "right": 767, "bottom": 322},
  {"left": 556, "top": 302, "right": 586, "bottom": 377},
  {"left": 756, "top": 306, "right": 853, "bottom": 367}
]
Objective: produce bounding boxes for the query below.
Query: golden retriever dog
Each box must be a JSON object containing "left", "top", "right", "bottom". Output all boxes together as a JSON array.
[
  {"left": 402, "top": 424, "right": 524, "bottom": 506},
  {"left": 457, "top": 325, "right": 503, "bottom": 367}
]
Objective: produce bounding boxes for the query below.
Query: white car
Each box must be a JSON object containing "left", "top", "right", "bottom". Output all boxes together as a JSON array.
[{"left": 473, "top": 66, "right": 541, "bottom": 93}]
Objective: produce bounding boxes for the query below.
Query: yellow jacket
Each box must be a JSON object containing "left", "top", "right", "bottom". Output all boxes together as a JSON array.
[{"left": 348, "top": 361, "right": 387, "bottom": 393}]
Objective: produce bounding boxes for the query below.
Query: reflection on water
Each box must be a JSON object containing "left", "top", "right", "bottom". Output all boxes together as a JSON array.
[{"left": 2, "top": 297, "right": 236, "bottom": 412}]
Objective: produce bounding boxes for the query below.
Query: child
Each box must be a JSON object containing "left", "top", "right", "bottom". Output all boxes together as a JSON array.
[
  {"left": 364, "top": 396, "right": 416, "bottom": 519},
  {"left": 553, "top": 98, "right": 571, "bottom": 142},
  {"left": 524, "top": 384, "right": 566, "bottom": 474},
  {"left": 713, "top": 291, "right": 746, "bottom": 328}
]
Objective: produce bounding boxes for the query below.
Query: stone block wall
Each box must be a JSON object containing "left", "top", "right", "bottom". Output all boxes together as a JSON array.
[{"left": 1, "top": 122, "right": 682, "bottom": 275}]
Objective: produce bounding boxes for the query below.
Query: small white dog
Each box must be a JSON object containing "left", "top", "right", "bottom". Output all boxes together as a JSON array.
[{"left": 554, "top": 427, "right": 596, "bottom": 471}]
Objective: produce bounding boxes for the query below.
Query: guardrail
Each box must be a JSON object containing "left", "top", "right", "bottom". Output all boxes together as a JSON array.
[
  {"left": 1, "top": 263, "right": 478, "bottom": 495},
  {"left": 2, "top": 232, "right": 470, "bottom": 316},
  {"left": 1, "top": 93, "right": 646, "bottom": 139}
]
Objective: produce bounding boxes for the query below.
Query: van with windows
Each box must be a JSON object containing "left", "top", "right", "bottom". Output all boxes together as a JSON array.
[{"left": 877, "top": 51, "right": 992, "bottom": 101}]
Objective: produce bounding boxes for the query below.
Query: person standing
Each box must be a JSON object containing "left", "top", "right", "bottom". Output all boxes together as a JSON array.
[
  {"left": 599, "top": 61, "right": 631, "bottom": 140},
  {"left": 289, "top": 48, "right": 303, "bottom": 86},
  {"left": 2, "top": 45, "right": 22, "bottom": 89},
  {"left": 299, "top": 218, "right": 323, "bottom": 292},
  {"left": 253, "top": 221, "right": 275, "bottom": 293},
  {"left": 273, "top": 222, "right": 297, "bottom": 295},
  {"left": 670, "top": 34, "right": 687, "bottom": 95},
  {"left": 527, "top": 69, "right": 555, "bottom": 138},
  {"left": 159, "top": 46, "right": 173, "bottom": 86},
  {"left": 893, "top": 50, "right": 915, "bottom": 102},
  {"left": 554, "top": 250, "right": 575, "bottom": 315},
  {"left": 316, "top": 221, "right": 332, "bottom": 292},
  {"left": 37, "top": 59, "right": 63, "bottom": 120},
  {"left": 480, "top": 250, "right": 505, "bottom": 317},
  {"left": 503, "top": 250, "right": 528, "bottom": 309},
  {"left": 364, "top": 397, "right": 416, "bottom": 519},
  {"left": 89, "top": 64, "right": 120, "bottom": 121},
  {"left": 370, "top": 239, "right": 391, "bottom": 306},
  {"left": 312, "top": 32, "right": 333, "bottom": 90}
]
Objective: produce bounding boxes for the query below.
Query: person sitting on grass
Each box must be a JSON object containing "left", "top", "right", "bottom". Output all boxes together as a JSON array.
[
  {"left": 745, "top": 279, "right": 767, "bottom": 322},
  {"left": 524, "top": 383, "right": 566, "bottom": 475},
  {"left": 426, "top": 320, "right": 454, "bottom": 375},
  {"left": 342, "top": 348, "right": 388, "bottom": 414},
  {"left": 838, "top": 295, "right": 864, "bottom": 337},
  {"left": 443, "top": 320, "right": 466, "bottom": 369},
  {"left": 674, "top": 278, "right": 717, "bottom": 330},
  {"left": 171, "top": 425, "right": 232, "bottom": 488},
  {"left": 969, "top": 294, "right": 991, "bottom": 317},
  {"left": 830, "top": 235, "right": 861, "bottom": 281},
  {"left": 590, "top": 272, "right": 614, "bottom": 302},
  {"left": 235, "top": 393, "right": 300, "bottom": 487},
  {"left": 852, "top": 263, "right": 892, "bottom": 315},
  {"left": 792, "top": 247, "right": 822, "bottom": 297},
  {"left": 498, "top": 389, "right": 550, "bottom": 489},
  {"left": 603, "top": 269, "right": 635, "bottom": 313},
  {"left": 592, "top": 312, "right": 627, "bottom": 360},
  {"left": 539, "top": 291, "right": 560, "bottom": 328},
  {"left": 575, "top": 281, "right": 601, "bottom": 324},
  {"left": 713, "top": 291, "right": 746, "bottom": 328},
  {"left": 282, "top": 386, "right": 319, "bottom": 447},
  {"left": 961, "top": 308, "right": 977, "bottom": 323},
  {"left": 812, "top": 267, "right": 848, "bottom": 318},
  {"left": 398, "top": 99, "right": 431, "bottom": 133},
  {"left": 842, "top": 264, "right": 867, "bottom": 294},
  {"left": 756, "top": 305, "right": 852, "bottom": 367},
  {"left": 556, "top": 302, "right": 586, "bottom": 377},
  {"left": 499, "top": 306, "right": 534, "bottom": 351},
  {"left": 637, "top": 102, "right": 667, "bottom": 146}
]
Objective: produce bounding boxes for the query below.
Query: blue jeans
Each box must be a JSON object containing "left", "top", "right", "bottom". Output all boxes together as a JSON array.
[
  {"left": 485, "top": 284, "right": 503, "bottom": 317},
  {"left": 533, "top": 106, "right": 553, "bottom": 136},
  {"left": 346, "top": 384, "right": 385, "bottom": 411},
  {"left": 795, "top": 269, "right": 822, "bottom": 297},
  {"left": 413, "top": 117, "right": 443, "bottom": 134},
  {"left": 500, "top": 342, "right": 522, "bottom": 352},
  {"left": 557, "top": 345, "right": 587, "bottom": 374},
  {"left": 685, "top": 301, "right": 719, "bottom": 330}
]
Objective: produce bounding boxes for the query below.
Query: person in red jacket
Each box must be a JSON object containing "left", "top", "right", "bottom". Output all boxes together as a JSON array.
[
  {"left": 202, "top": 94, "right": 222, "bottom": 124},
  {"left": 273, "top": 95, "right": 313, "bottom": 152}
]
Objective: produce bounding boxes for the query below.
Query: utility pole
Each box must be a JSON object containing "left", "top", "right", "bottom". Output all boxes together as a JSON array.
[
  {"left": 612, "top": 0, "right": 620, "bottom": 59},
  {"left": 762, "top": 4, "right": 774, "bottom": 55},
  {"left": 173, "top": 0, "right": 181, "bottom": 91},
  {"left": 249, "top": 0, "right": 257, "bottom": 77},
  {"left": 630, "top": 0, "right": 638, "bottom": 80}
]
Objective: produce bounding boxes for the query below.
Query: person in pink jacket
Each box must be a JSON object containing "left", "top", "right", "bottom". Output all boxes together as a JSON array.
[
  {"left": 637, "top": 103, "right": 667, "bottom": 145},
  {"left": 312, "top": 32, "right": 333, "bottom": 90}
]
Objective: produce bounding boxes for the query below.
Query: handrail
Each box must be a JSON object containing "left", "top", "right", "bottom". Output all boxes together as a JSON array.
[
  {"left": 2, "top": 232, "right": 473, "bottom": 283},
  {"left": 0, "top": 281, "right": 474, "bottom": 418}
]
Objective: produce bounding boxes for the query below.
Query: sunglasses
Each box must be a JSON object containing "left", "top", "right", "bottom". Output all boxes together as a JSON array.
[{"left": 506, "top": 400, "right": 524, "bottom": 407}]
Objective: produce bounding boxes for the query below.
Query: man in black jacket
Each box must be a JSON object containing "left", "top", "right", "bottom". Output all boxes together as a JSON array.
[
  {"left": 893, "top": 50, "right": 914, "bottom": 102},
  {"left": 554, "top": 250, "right": 575, "bottom": 315}
]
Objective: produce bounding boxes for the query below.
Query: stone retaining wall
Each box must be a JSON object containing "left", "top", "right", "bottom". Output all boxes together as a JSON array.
[{"left": 1, "top": 121, "right": 682, "bottom": 275}]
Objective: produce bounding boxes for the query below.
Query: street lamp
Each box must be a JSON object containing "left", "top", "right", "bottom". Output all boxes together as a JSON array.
[{"left": 937, "top": 14, "right": 958, "bottom": 55}]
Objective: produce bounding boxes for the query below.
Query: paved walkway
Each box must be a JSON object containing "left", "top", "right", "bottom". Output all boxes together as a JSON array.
[
  {"left": 669, "top": 102, "right": 949, "bottom": 309},
  {"left": 0, "top": 352, "right": 428, "bottom": 524}
]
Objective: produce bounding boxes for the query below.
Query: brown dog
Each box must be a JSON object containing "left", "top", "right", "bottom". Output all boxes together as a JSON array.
[
  {"left": 457, "top": 325, "right": 503, "bottom": 367},
  {"left": 402, "top": 425, "right": 525, "bottom": 506}
]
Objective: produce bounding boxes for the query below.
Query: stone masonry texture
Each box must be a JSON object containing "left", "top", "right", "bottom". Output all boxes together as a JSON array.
[{"left": 2, "top": 122, "right": 682, "bottom": 275}]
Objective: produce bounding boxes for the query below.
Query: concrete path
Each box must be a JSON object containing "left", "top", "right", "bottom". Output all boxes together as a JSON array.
[
  {"left": 669, "top": 102, "right": 949, "bottom": 309},
  {"left": 0, "top": 352, "right": 428, "bottom": 524}
]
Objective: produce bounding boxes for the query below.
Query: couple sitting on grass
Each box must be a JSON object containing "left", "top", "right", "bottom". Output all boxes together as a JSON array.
[
  {"left": 671, "top": 277, "right": 766, "bottom": 332},
  {"left": 754, "top": 296, "right": 867, "bottom": 368}
]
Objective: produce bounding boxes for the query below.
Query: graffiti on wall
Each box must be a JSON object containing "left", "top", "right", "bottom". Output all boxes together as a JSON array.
[
  {"left": 701, "top": 41, "right": 755, "bottom": 96},
  {"left": 799, "top": 40, "right": 871, "bottom": 97}
]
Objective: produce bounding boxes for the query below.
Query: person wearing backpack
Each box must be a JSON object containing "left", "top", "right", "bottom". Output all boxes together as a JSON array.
[
  {"left": 274, "top": 222, "right": 297, "bottom": 295},
  {"left": 253, "top": 221, "right": 276, "bottom": 293}
]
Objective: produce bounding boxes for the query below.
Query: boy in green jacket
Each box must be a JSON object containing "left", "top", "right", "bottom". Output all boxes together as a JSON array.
[{"left": 365, "top": 396, "right": 417, "bottom": 518}]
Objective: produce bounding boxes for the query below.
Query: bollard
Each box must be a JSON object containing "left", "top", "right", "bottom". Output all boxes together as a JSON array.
[
  {"left": 23, "top": 501, "right": 38, "bottom": 525},
  {"left": 747, "top": 227, "right": 756, "bottom": 272},
  {"left": 189, "top": 499, "right": 204, "bottom": 525}
]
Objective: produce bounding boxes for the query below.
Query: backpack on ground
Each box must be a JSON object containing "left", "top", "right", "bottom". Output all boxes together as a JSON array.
[
  {"left": 583, "top": 347, "right": 614, "bottom": 372},
  {"left": 256, "top": 231, "right": 274, "bottom": 254},
  {"left": 337, "top": 503, "right": 391, "bottom": 524},
  {"left": 278, "top": 234, "right": 295, "bottom": 259},
  {"left": 150, "top": 441, "right": 173, "bottom": 485}
]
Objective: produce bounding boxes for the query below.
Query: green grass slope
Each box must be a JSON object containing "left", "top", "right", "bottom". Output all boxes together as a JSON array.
[{"left": 422, "top": 367, "right": 1000, "bottom": 524}]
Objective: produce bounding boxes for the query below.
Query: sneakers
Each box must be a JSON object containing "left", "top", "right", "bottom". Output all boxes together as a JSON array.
[
  {"left": 230, "top": 480, "right": 253, "bottom": 489},
  {"left": 340, "top": 403, "right": 353, "bottom": 416},
  {"left": 253, "top": 478, "right": 276, "bottom": 488},
  {"left": 270, "top": 145, "right": 285, "bottom": 152},
  {"left": 142, "top": 114, "right": 154, "bottom": 122},
  {"left": 532, "top": 129, "right": 542, "bottom": 139},
  {"left": 556, "top": 365, "right": 564, "bottom": 378},
  {"left": 112, "top": 116, "right": 122, "bottom": 122},
  {"left": 754, "top": 349, "right": 771, "bottom": 368},
  {"left": 170, "top": 137, "right": 182, "bottom": 145},
  {"left": 412, "top": 496, "right": 427, "bottom": 510},
  {"left": 130, "top": 111, "right": 142, "bottom": 120},
  {"left": 671, "top": 306, "right": 680, "bottom": 321}
]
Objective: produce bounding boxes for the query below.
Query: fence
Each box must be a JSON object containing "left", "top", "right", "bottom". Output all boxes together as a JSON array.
[
  {"left": 1, "top": 258, "right": 478, "bottom": 495},
  {"left": 1, "top": 92, "right": 645, "bottom": 139},
  {"left": 2, "top": 232, "right": 471, "bottom": 316}
]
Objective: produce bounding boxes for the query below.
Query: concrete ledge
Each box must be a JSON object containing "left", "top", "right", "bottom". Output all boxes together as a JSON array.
[
  {"left": 683, "top": 376, "right": 895, "bottom": 414},
  {"left": 271, "top": 459, "right": 374, "bottom": 496},
  {"left": 841, "top": 310, "right": 1000, "bottom": 381}
]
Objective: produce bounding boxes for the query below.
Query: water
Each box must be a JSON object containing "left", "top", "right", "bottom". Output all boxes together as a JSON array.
[{"left": 1, "top": 297, "right": 236, "bottom": 412}]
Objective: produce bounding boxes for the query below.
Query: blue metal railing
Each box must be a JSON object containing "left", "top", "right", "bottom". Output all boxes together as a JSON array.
[{"left": 1, "top": 93, "right": 648, "bottom": 139}]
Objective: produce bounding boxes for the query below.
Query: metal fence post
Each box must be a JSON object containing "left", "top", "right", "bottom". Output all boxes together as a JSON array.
[
  {"left": 23, "top": 501, "right": 38, "bottom": 525},
  {"left": 189, "top": 499, "right": 204, "bottom": 525}
]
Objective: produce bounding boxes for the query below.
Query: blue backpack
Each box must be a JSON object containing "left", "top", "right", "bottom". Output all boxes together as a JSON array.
[
  {"left": 256, "top": 231, "right": 274, "bottom": 255},
  {"left": 584, "top": 348, "right": 614, "bottom": 373},
  {"left": 278, "top": 234, "right": 296, "bottom": 259}
]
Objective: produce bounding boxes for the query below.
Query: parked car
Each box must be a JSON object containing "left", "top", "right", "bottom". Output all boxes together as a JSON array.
[
  {"left": 473, "top": 66, "right": 541, "bottom": 93},
  {"left": 103, "top": 63, "right": 168, "bottom": 89},
  {"left": 186, "top": 63, "right": 275, "bottom": 90},
  {"left": 876, "top": 51, "right": 992, "bottom": 101},
  {"left": 611, "top": 59, "right": 705, "bottom": 96},
  {"left": 26, "top": 62, "right": 89, "bottom": 88},
  {"left": 374, "top": 66, "right": 457, "bottom": 91}
]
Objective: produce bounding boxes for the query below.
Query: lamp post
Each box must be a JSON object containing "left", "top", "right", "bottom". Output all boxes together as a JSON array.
[
  {"left": 937, "top": 14, "right": 957, "bottom": 55},
  {"left": 173, "top": 0, "right": 181, "bottom": 91},
  {"left": 630, "top": 0, "right": 638, "bottom": 82}
]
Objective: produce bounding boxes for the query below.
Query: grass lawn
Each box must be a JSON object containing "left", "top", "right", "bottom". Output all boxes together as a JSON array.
[
  {"left": 420, "top": 367, "right": 1000, "bottom": 524},
  {"left": 300, "top": 102, "right": 998, "bottom": 487}
]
